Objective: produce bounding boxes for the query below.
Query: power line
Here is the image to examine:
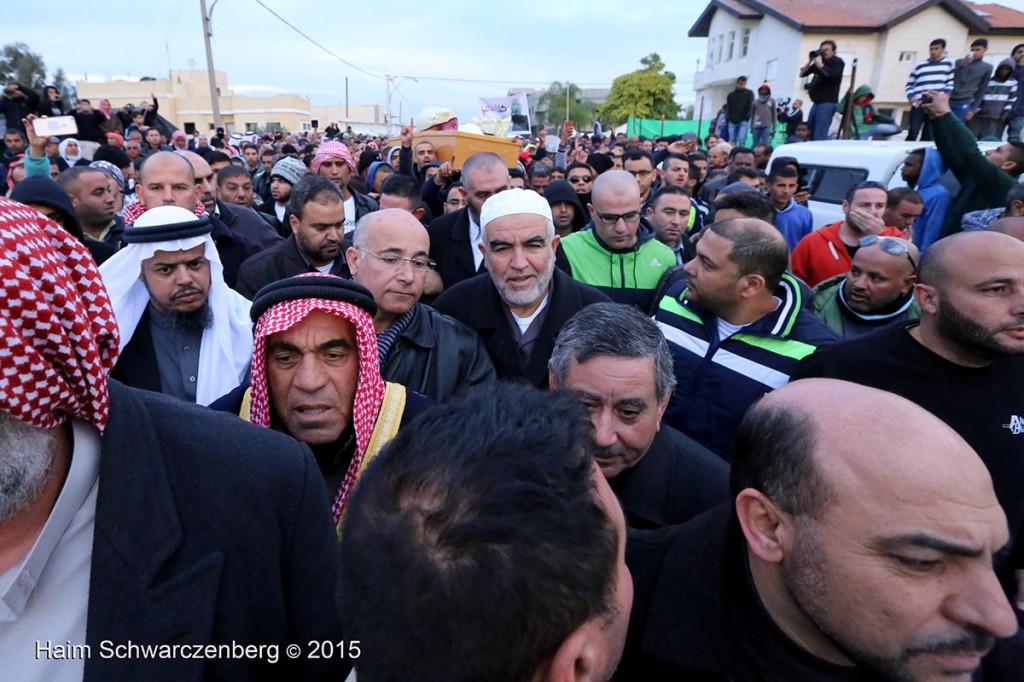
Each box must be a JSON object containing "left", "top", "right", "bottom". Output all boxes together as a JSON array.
[
  {"left": 397, "top": 74, "right": 611, "bottom": 87},
  {"left": 250, "top": 0, "right": 384, "bottom": 80},
  {"left": 249, "top": 0, "right": 613, "bottom": 89}
]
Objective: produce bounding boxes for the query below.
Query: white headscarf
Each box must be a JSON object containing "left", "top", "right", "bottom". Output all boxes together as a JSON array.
[
  {"left": 59, "top": 138, "right": 82, "bottom": 166},
  {"left": 99, "top": 206, "right": 254, "bottom": 405}
]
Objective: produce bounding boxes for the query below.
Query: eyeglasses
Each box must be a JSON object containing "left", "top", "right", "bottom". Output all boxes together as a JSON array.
[
  {"left": 859, "top": 235, "right": 917, "bottom": 272},
  {"left": 358, "top": 247, "right": 436, "bottom": 272},
  {"left": 568, "top": 175, "right": 593, "bottom": 184},
  {"left": 626, "top": 169, "right": 653, "bottom": 178},
  {"left": 595, "top": 211, "right": 642, "bottom": 225}
]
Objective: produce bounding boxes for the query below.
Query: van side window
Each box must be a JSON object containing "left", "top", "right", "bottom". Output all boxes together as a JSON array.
[{"left": 802, "top": 165, "right": 869, "bottom": 204}]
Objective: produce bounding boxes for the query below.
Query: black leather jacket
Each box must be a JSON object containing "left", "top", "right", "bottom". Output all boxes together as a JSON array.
[{"left": 381, "top": 303, "right": 496, "bottom": 402}]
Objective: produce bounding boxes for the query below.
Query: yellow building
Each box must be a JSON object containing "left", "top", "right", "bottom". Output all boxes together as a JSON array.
[{"left": 75, "top": 70, "right": 312, "bottom": 135}]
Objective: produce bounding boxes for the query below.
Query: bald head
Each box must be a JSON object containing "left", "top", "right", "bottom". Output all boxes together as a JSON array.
[
  {"left": 347, "top": 208, "right": 431, "bottom": 325},
  {"left": 591, "top": 169, "right": 641, "bottom": 204},
  {"left": 734, "top": 378, "right": 997, "bottom": 517},
  {"left": 351, "top": 208, "right": 428, "bottom": 249},
  {"left": 986, "top": 216, "right": 1024, "bottom": 243},
  {"left": 137, "top": 151, "right": 200, "bottom": 211},
  {"left": 919, "top": 231, "right": 1024, "bottom": 290},
  {"left": 175, "top": 150, "right": 212, "bottom": 178},
  {"left": 139, "top": 151, "right": 194, "bottom": 185}
]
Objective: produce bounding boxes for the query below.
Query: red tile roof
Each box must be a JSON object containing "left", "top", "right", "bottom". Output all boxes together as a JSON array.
[
  {"left": 690, "top": 0, "right": 1023, "bottom": 35},
  {"left": 964, "top": 2, "right": 1024, "bottom": 29}
]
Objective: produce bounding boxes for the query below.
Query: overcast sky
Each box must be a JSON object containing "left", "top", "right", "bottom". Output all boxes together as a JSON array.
[{"left": 9, "top": 0, "right": 1024, "bottom": 123}]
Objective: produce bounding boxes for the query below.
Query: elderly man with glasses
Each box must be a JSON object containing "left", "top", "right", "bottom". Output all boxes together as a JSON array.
[
  {"left": 556, "top": 169, "right": 675, "bottom": 311},
  {"left": 812, "top": 236, "right": 921, "bottom": 338},
  {"left": 346, "top": 209, "right": 496, "bottom": 402}
]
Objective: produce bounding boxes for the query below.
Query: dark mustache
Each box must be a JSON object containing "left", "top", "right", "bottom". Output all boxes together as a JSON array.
[{"left": 171, "top": 286, "right": 203, "bottom": 300}]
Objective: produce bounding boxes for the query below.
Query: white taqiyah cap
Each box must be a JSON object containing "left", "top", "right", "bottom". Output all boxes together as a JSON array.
[{"left": 480, "top": 188, "right": 553, "bottom": 229}]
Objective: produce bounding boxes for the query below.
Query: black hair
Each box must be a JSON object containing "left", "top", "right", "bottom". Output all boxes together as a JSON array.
[
  {"left": 729, "top": 146, "right": 755, "bottom": 160},
  {"left": 650, "top": 184, "right": 691, "bottom": 209},
  {"left": 1005, "top": 141, "right": 1024, "bottom": 177},
  {"left": 566, "top": 161, "right": 594, "bottom": 175},
  {"left": 216, "top": 164, "right": 251, "bottom": 186},
  {"left": 971, "top": 38, "right": 988, "bottom": 49},
  {"left": 206, "top": 151, "right": 231, "bottom": 166},
  {"left": 380, "top": 172, "right": 420, "bottom": 202},
  {"left": 56, "top": 165, "right": 109, "bottom": 193},
  {"left": 767, "top": 165, "right": 798, "bottom": 183},
  {"left": 731, "top": 396, "right": 833, "bottom": 517},
  {"left": 713, "top": 190, "right": 774, "bottom": 222},
  {"left": 727, "top": 167, "right": 761, "bottom": 184},
  {"left": 930, "top": 38, "right": 946, "bottom": 48},
  {"left": 339, "top": 383, "right": 618, "bottom": 682},
  {"left": 287, "top": 175, "right": 343, "bottom": 220},
  {"left": 844, "top": 180, "right": 888, "bottom": 204},
  {"left": 886, "top": 187, "right": 923, "bottom": 208},
  {"left": 709, "top": 218, "right": 789, "bottom": 290},
  {"left": 622, "top": 149, "right": 654, "bottom": 167}
]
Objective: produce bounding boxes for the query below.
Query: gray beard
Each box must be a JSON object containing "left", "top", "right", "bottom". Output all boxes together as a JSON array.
[{"left": 0, "top": 411, "right": 55, "bottom": 522}]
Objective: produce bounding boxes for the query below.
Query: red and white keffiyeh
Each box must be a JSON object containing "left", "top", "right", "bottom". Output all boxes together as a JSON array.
[
  {"left": 311, "top": 140, "right": 356, "bottom": 176},
  {"left": 249, "top": 279, "right": 385, "bottom": 522},
  {"left": 0, "top": 198, "right": 120, "bottom": 432}
]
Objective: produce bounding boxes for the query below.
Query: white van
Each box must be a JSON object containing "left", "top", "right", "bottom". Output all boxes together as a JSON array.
[{"left": 769, "top": 140, "right": 1000, "bottom": 228}]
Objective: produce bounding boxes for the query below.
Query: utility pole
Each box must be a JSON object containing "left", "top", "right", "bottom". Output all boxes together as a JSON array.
[
  {"left": 199, "top": 0, "right": 223, "bottom": 130},
  {"left": 385, "top": 75, "right": 392, "bottom": 136}
]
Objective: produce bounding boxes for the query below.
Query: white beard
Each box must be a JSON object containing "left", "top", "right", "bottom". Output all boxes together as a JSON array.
[{"left": 0, "top": 411, "right": 55, "bottom": 522}]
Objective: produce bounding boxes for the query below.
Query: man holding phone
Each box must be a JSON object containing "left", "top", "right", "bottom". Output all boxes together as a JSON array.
[{"left": 72, "top": 100, "right": 108, "bottom": 144}]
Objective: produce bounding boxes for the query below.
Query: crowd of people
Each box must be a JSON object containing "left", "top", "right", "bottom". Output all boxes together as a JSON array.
[
  {"left": 709, "top": 37, "right": 1024, "bottom": 145},
  {"left": 1, "top": 46, "right": 1024, "bottom": 680}
]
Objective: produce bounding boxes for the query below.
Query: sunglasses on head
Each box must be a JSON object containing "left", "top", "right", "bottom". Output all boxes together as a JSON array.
[{"left": 859, "top": 235, "right": 917, "bottom": 271}]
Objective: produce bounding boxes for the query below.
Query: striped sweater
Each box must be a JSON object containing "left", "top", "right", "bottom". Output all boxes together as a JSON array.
[
  {"left": 905, "top": 57, "right": 954, "bottom": 100},
  {"left": 976, "top": 59, "right": 1018, "bottom": 120}
]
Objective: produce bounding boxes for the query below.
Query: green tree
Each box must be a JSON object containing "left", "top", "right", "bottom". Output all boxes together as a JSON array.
[
  {"left": 536, "top": 82, "right": 597, "bottom": 130},
  {"left": 0, "top": 43, "right": 76, "bottom": 103},
  {"left": 51, "top": 68, "right": 77, "bottom": 105},
  {"left": 598, "top": 53, "right": 680, "bottom": 127},
  {"left": 0, "top": 43, "right": 47, "bottom": 90}
]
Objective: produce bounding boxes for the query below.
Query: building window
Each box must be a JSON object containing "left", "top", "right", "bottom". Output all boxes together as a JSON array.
[
  {"left": 266, "top": 121, "right": 283, "bottom": 133},
  {"left": 742, "top": 28, "right": 751, "bottom": 57},
  {"left": 708, "top": 37, "right": 714, "bottom": 64},
  {"left": 899, "top": 51, "right": 916, "bottom": 62},
  {"left": 765, "top": 59, "right": 778, "bottom": 82},
  {"left": 245, "top": 121, "right": 259, "bottom": 133},
  {"left": 727, "top": 31, "right": 735, "bottom": 60},
  {"left": 716, "top": 34, "right": 723, "bottom": 63}
]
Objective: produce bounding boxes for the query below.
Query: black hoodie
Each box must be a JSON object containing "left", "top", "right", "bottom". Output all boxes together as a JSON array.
[{"left": 544, "top": 179, "right": 587, "bottom": 232}]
